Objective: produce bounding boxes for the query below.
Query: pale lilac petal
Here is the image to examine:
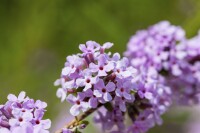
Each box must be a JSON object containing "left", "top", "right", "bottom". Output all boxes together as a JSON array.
[
  {"left": 144, "top": 92, "right": 153, "bottom": 100},
  {"left": 7, "top": 94, "right": 17, "bottom": 101},
  {"left": 106, "top": 82, "right": 115, "bottom": 92},
  {"left": 121, "top": 71, "right": 131, "bottom": 77},
  {"left": 172, "top": 64, "right": 182, "bottom": 76},
  {"left": 9, "top": 119, "right": 18, "bottom": 127},
  {"left": 18, "top": 91, "right": 26, "bottom": 101},
  {"left": 89, "top": 63, "right": 98, "bottom": 72},
  {"left": 84, "top": 89, "right": 93, "bottom": 97},
  {"left": 98, "top": 70, "right": 107, "bottom": 77},
  {"left": 35, "top": 100, "right": 47, "bottom": 109},
  {"left": 89, "top": 97, "right": 98, "bottom": 108},
  {"left": 23, "top": 112, "right": 33, "bottom": 121},
  {"left": 67, "top": 94, "right": 77, "bottom": 103},
  {"left": 95, "top": 79, "right": 105, "bottom": 89},
  {"left": 79, "top": 44, "right": 87, "bottom": 52},
  {"left": 56, "top": 88, "right": 66, "bottom": 102},
  {"left": 83, "top": 83, "right": 92, "bottom": 91},
  {"left": 64, "top": 80, "right": 75, "bottom": 89},
  {"left": 123, "top": 81, "right": 132, "bottom": 89},
  {"left": 34, "top": 109, "right": 43, "bottom": 120},
  {"left": 76, "top": 78, "right": 85, "bottom": 87},
  {"left": 70, "top": 105, "right": 80, "bottom": 116},
  {"left": 77, "top": 92, "right": 85, "bottom": 101},
  {"left": 119, "top": 103, "right": 126, "bottom": 112},
  {"left": 103, "top": 92, "right": 112, "bottom": 102},
  {"left": 54, "top": 79, "right": 61, "bottom": 86},
  {"left": 34, "top": 125, "right": 48, "bottom": 133},
  {"left": 0, "top": 128, "right": 10, "bottom": 133},
  {"left": 62, "top": 67, "right": 71, "bottom": 76},
  {"left": 81, "top": 102, "right": 88, "bottom": 112},
  {"left": 112, "top": 53, "right": 120, "bottom": 61},
  {"left": 115, "top": 89, "right": 122, "bottom": 97},
  {"left": 98, "top": 54, "right": 107, "bottom": 65},
  {"left": 123, "top": 92, "right": 132, "bottom": 100},
  {"left": 102, "top": 42, "right": 113, "bottom": 49},
  {"left": 40, "top": 119, "right": 51, "bottom": 129},
  {"left": 104, "top": 62, "right": 114, "bottom": 72},
  {"left": 12, "top": 108, "right": 21, "bottom": 117},
  {"left": 93, "top": 90, "right": 102, "bottom": 97},
  {"left": 91, "top": 76, "right": 99, "bottom": 84}
]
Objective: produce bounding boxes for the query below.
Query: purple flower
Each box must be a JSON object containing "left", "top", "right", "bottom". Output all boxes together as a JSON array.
[
  {"left": 56, "top": 88, "right": 67, "bottom": 102},
  {"left": 94, "top": 79, "right": 115, "bottom": 102},
  {"left": 115, "top": 79, "right": 133, "bottom": 100},
  {"left": 137, "top": 83, "right": 153, "bottom": 100},
  {"left": 79, "top": 41, "right": 100, "bottom": 54},
  {"left": 7, "top": 91, "right": 26, "bottom": 102},
  {"left": 76, "top": 75, "right": 99, "bottom": 91},
  {"left": 89, "top": 55, "right": 114, "bottom": 77},
  {"left": 67, "top": 93, "right": 88, "bottom": 116},
  {"left": 84, "top": 89, "right": 99, "bottom": 108}
]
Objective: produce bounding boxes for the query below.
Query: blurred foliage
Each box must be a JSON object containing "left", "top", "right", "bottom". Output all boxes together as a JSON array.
[{"left": 0, "top": 0, "right": 200, "bottom": 132}]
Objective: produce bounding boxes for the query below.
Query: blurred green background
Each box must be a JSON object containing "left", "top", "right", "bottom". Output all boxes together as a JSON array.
[{"left": 1, "top": 0, "right": 200, "bottom": 132}]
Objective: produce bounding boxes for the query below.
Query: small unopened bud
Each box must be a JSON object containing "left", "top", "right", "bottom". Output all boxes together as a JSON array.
[
  {"left": 79, "top": 124, "right": 87, "bottom": 129},
  {"left": 78, "top": 120, "right": 89, "bottom": 129}
]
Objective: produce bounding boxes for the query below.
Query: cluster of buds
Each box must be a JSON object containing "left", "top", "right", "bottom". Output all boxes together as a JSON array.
[{"left": 0, "top": 91, "right": 51, "bottom": 133}]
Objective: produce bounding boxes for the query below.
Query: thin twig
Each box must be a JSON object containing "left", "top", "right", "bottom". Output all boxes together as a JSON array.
[{"left": 55, "top": 104, "right": 102, "bottom": 133}]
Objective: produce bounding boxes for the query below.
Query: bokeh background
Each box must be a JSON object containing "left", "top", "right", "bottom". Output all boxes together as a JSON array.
[{"left": 1, "top": 0, "right": 200, "bottom": 132}]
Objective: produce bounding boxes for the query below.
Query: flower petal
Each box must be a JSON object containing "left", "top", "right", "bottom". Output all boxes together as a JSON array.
[
  {"left": 89, "top": 98, "right": 98, "bottom": 108},
  {"left": 103, "top": 92, "right": 112, "bottom": 102},
  {"left": 123, "top": 92, "right": 132, "bottom": 100},
  {"left": 93, "top": 90, "right": 102, "bottom": 97},
  {"left": 18, "top": 91, "right": 26, "bottom": 101},
  {"left": 56, "top": 88, "right": 66, "bottom": 102},
  {"left": 7, "top": 94, "right": 17, "bottom": 101},
  {"left": 70, "top": 105, "right": 80, "bottom": 116},
  {"left": 120, "top": 102, "right": 126, "bottom": 112},
  {"left": 106, "top": 82, "right": 115, "bottom": 92},
  {"left": 76, "top": 78, "right": 85, "bottom": 87}
]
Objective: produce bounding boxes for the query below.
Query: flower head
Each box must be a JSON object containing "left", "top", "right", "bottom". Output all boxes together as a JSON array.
[{"left": 0, "top": 91, "right": 51, "bottom": 133}]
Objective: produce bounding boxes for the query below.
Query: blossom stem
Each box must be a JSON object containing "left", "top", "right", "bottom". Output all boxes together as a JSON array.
[{"left": 55, "top": 104, "right": 102, "bottom": 133}]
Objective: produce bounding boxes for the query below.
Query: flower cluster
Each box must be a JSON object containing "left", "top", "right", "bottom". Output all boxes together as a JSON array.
[
  {"left": 55, "top": 41, "right": 172, "bottom": 132},
  {"left": 124, "top": 21, "right": 186, "bottom": 75},
  {"left": 170, "top": 32, "right": 200, "bottom": 105},
  {"left": 55, "top": 41, "right": 138, "bottom": 116},
  {"left": 124, "top": 21, "right": 200, "bottom": 106},
  {"left": 0, "top": 91, "right": 51, "bottom": 133},
  {"left": 94, "top": 67, "right": 171, "bottom": 133}
]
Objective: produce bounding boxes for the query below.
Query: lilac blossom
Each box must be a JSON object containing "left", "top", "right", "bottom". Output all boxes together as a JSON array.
[
  {"left": 84, "top": 89, "right": 99, "bottom": 108},
  {"left": 67, "top": 93, "right": 88, "bottom": 116},
  {"left": 76, "top": 75, "right": 98, "bottom": 91},
  {"left": 115, "top": 79, "right": 133, "bottom": 100},
  {"left": 94, "top": 79, "right": 115, "bottom": 102},
  {"left": 89, "top": 54, "right": 114, "bottom": 77}
]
